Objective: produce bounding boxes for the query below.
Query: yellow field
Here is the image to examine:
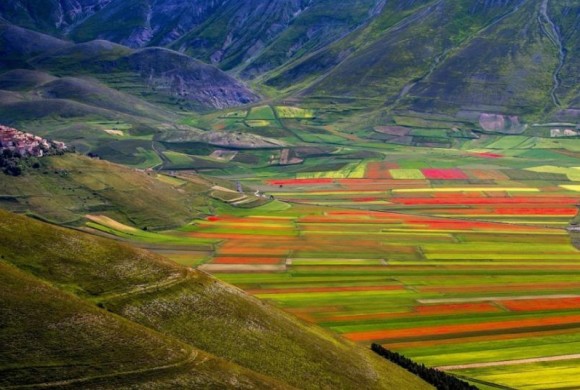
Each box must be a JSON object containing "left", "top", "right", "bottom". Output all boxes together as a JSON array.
[
  {"left": 275, "top": 106, "right": 315, "bottom": 119},
  {"left": 390, "top": 169, "right": 425, "bottom": 179},
  {"left": 526, "top": 166, "right": 580, "bottom": 181}
]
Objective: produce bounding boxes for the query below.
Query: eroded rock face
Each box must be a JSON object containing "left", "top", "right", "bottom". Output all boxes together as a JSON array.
[
  {"left": 0, "top": 0, "right": 113, "bottom": 31},
  {"left": 0, "top": 0, "right": 305, "bottom": 48},
  {"left": 0, "top": 21, "right": 260, "bottom": 110},
  {"left": 1, "top": 0, "right": 382, "bottom": 75},
  {"left": 159, "top": 129, "right": 285, "bottom": 149},
  {"left": 123, "top": 48, "right": 259, "bottom": 109}
]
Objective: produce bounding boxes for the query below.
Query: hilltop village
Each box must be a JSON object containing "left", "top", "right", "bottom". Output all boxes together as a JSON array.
[
  {"left": 0, "top": 125, "right": 68, "bottom": 175},
  {"left": 0, "top": 125, "right": 67, "bottom": 157}
]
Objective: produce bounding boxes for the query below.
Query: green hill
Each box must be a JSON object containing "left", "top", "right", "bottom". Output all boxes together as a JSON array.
[
  {"left": 266, "top": 0, "right": 576, "bottom": 124},
  {"left": 0, "top": 208, "right": 432, "bottom": 389},
  {"left": 3, "top": 1, "right": 578, "bottom": 132},
  {"left": 171, "top": 0, "right": 381, "bottom": 74},
  {"left": 0, "top": 153, "right": 214, "bottom": 228},
  {"left": 0, "top": 0, "right": 382, "bottom": 74},
  {"left": 0, "top": 255, "right": 288, "bottom": 389},
  {"left": 0, "top": 23, "right": 259, "bottom": 112}
]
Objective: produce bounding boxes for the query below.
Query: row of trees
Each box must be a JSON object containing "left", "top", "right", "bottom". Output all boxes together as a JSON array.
[
  {"left": 371, "top": 344, "right": 478, "bottom": 390},
  {"left": 0, "top": 149, "right": 26, "bottom": 176},
  {"left": 0, "top": 147, "right": 70, "bottom": 176}
]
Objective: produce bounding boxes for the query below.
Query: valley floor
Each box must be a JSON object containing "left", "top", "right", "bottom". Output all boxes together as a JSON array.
[{"left": 85, "top": 144, "right": 580, "bottom": 389}]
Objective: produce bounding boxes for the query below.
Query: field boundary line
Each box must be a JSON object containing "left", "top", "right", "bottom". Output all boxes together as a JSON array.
[
  {"left": 418, "top": 294, "right": 580, "bottom": 304},
  {"left": 437, "top": 353, "right": 580, "bottom": 371}
]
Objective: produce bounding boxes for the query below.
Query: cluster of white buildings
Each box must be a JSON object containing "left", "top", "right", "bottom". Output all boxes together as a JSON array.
[
  {"left": 0, "top": 125, "right": 66, "bottom": 157},
  {"left": 550, "top": 128, "right": 579, "bottom": 138}
]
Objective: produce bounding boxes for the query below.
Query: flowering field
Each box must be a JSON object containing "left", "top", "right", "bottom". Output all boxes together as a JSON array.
[
  {"left": 87, "top": 145, "right": 580, "bottom": 389},
  {"left": 209, "top": 154, "right": 580, "bottom": 388}
]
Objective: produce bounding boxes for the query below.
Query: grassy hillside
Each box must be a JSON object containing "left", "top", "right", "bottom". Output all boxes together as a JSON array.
[
  {"left": 401, "top": 0, "right": 556, "bottom": 119},
  {"left": 174, "top": 0, "right": 381, "bottom": 74},
  {"left": 27, "top": 39, "right": 259, "bottom": 111},
  {"left": 1, "top": 23, "right": 258, "bottom": 112},
  {"left": 275, "top": 1, "right": 550, "bottom": 110},
  {"left": 36, "top": 76, "right": 175, "bottom": 121},
  {"left": 0, "top": 69, "right": 177, "bottom": 149},
  {"left": 549, "top": 0, "right": 580, "bottom": 121},
  {"left": 0, "top": 153, "right": 215, "bottom": 228},
  {"left": 0, "top": 22, "right": 71, "bottom": 70},
  {"left": 2, "top": 1, "right": 579, "bottom": 127},
  {"left": 0, "top": 258, "right": 289, "bottom": 389},
  {"left": 0, "top": 69, "right": 57, "bottom": 90},
  {"left": 263, "top": 0, "right": 434, "bottom": 94},
  {"left": 262, "top": 0, "right": 578, "bottom": 124},
  {"left": 0, "top": 209, "right": 432, "bottom": 389}
]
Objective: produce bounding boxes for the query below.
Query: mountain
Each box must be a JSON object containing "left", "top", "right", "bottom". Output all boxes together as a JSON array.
[
  {"left": 0, "top": 208, "right": 431, "bottom": 389},
  {"left": 0, "top": 23, "right": 259, "bottom": 111},
  {"left": 3, "top": 0, "right": 578, "bottom": 126},
  {"left": 170, "top": 0, "right": 385, "bottom": 76},
  {"left": 0, "top": 0, "right": 113, "bottom": 35},
  {"left": 266, "top": 0, "right": 579, "bottom": 123},
  {"left": 30, "top": 41, "right": 260, "bottom": 109},
  {"left": 0, "top": 0, "right": 386, "bottom": 75},
  {"left": 0, "top": 22, "right": 261, "bottom": 161}
]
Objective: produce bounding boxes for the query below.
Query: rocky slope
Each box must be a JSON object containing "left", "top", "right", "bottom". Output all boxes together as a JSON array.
[
  {"left": 1, "top": 0, "right": 385, "bottom": 75},
  {"left": 1, "top": 22, "right": 259, "bottom": 111},
  {"left": 2, "top": 0, "right": 579, "bottom": 125}
]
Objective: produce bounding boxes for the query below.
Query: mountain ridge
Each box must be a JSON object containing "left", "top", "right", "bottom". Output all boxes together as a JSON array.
[
  {"left": 2, "top": 0, "right": 578, "bottom": 125},
  {"left": 1, "top": 22, "right": 259, "bottom": 111}
]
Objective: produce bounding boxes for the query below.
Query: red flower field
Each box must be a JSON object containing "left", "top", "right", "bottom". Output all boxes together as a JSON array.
[{"left": 421, "top": 168, "right": 469, "bottom": 180}]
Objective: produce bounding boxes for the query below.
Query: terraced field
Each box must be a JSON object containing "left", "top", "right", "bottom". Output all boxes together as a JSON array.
[{"left": 85, "top": 145, "right": 580, "bottom": 389}]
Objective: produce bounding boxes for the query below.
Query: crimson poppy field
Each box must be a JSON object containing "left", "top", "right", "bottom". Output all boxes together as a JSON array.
[{"left": 87, "top": 144, "right": 580, "bottom": 389}]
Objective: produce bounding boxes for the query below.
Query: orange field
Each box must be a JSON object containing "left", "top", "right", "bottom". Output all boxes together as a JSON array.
[
  {"left": 213, "top": 256, "right": 283, "bottom": 265},
  {"left": 502, "top": 297, "right": 580, "bottom": 312},
  {"left": 345, "top": 314, "right": 580, "bottom": 342}
]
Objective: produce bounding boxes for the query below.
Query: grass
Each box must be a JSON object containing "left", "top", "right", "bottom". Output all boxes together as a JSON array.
[
  {"left": 0, "top": 153, "right": 224, "bottom": 229},
  {"left": 0, "top": 209, "right": 430, "bottom": 390},
  {"left": 453, "top": 360, "right": 580, "bottom": 390},
  {"left": 275, "top": 106, "right": 315, "bottom": 119},
  {"left": 247, "top": 105, "right": 277, "bottom": 120},
  {"left": 389, "top": 169, "right": 426, "bottom": 180},
  {"left": 155, "top": 144, "right": 580, "bottom": 389},
  {"left": 403, "top": 333, "right": 580, "bottom": 366},
  {"left": 0, "top": 261, "right": 212, "bottom": 388},
  {"left": 245, "top": 119, "right": 273, "bottom": 127}
]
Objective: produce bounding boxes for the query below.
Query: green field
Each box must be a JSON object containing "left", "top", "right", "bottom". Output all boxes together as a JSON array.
[
  {"left": 3, "top": 3, "right": 580, "bottom": 388},
  {"left": 0, "top": 209, "right": 430, "bottom": 389},
  {"left": 76, "top": 141, "right": 580, "bottom": 390}
]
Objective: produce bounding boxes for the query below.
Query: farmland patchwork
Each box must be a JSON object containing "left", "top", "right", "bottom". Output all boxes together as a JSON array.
[{"left": 86, "top": 147, "right": 580, "bottom": 389}]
